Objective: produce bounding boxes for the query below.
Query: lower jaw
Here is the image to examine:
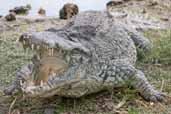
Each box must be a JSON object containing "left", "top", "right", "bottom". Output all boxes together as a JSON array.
[{"left": 23, "top": 78, "right": 102, "bottom": 98}]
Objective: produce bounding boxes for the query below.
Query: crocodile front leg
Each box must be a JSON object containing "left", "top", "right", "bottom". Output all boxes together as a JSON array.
[
  {"left": 4, "top": 64, "right": 34, "bottom": 95},
  {"left": 102, "top": 62, "right": 164, "bottom": 102},
  {"left": 124, "top": 28, "right": 152, "bottom": 52},
  {"left": 134, "top": 70, "right": 164, "bottom": 102}
]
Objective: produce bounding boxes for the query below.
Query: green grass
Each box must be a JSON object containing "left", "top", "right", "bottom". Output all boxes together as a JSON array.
[
  {"left": 128, "top": 107, "right": 140, "bottom": 114},
  {"left": 0, "top": 31, "right": 33, "bottom": 88},
  {"left": 142, "top": 29, "right": 171, "bottom": 64},
  {"left": 136, "top": 29, "right": 171, "bottom": 91}
]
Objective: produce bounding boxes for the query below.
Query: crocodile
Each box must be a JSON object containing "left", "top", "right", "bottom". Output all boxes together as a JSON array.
[{"left": 4, "top": 11, "right": 164, "bottom": 102}]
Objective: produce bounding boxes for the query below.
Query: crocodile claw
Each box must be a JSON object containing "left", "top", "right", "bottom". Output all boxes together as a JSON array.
[{"left": 142, "top": 91, "right": 165, "bottom": 102}]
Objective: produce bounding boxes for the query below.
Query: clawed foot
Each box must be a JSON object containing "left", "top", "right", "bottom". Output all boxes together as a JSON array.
[{"left": 141, "top": 90, "right": 165, "bottom": 102}]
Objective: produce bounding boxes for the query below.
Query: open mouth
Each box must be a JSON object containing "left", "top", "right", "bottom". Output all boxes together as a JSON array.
[
  {"left": 32, "top": 51, "right": 69, "bottom": 86},
  {"left": 16, "top": 30, "right": 90, "bottom": 97},
  {"left": 19, "top": 32, "right": 71, "bottom": 87}
]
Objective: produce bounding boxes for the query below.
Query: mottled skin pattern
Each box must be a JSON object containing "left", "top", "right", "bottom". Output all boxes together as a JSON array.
[{"left": 4, "top": 11, "right": 164, "bottom": 102}]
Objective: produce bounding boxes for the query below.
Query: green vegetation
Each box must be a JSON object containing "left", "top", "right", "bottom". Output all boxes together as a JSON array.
[
  {"left": 0, "top": 31, "right": 32, "bottom": 88},
  {"left": 143, "top": 29, "right": 171, "bottom": 65},
  {"left": 137, "top": 30, "right": 171, "bottom": 93},
  {"left": 128, "top": 107, "right": 139, "bottom": 114}
]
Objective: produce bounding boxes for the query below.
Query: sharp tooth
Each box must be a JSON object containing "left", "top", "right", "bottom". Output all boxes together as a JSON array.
[
  {"left": 48, "top": 49, "right": 51, "bottom": 56},
  {"left": 52, "top": 72, "right": 56, "bottom": 76},
  {"left": 19, "top": 80, "right": 23, "bottom": 86},
  {"left": 37, "top": 45, "right": 40, "bottom": 50},
  {"left": 51, "top": 48, "right": 54, "bottom": 56},
  {"left": 66, "top": 55, "right": 70, "bottom": 62},
  {"left": 31, "top": 44, "right": 34, "bottom": 50},
  {"left": 40, "top": 81, "right": 44, "bottom": 86},
  {"left": 37, "top": 55, "right": 40, "bottom": 60}
]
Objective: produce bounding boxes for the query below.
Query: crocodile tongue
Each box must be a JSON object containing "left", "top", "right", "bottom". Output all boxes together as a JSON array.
[{"left": 34, "top": 56, "right": 68, "bottom": 86}]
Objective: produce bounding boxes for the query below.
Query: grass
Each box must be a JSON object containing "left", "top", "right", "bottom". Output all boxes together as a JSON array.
[
  {"left": 0, "top": 30, "right": 33, "bottom": 88},
  {"left": 142, "top": 29, "right": 171, "bottom": 64},
  {"left": 137, "top": 29, "right": 171, "bottom": 88},
  {"left": 128, "top": 107, "right": 140, "bottom": 114},
  {"left": 0, "top": 20, "right": 171, "bottom": 114}
]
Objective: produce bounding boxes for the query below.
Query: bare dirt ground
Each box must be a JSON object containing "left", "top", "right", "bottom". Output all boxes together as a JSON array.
[{"left": 0, "top": 0, "right": 171, "bottom": 114}]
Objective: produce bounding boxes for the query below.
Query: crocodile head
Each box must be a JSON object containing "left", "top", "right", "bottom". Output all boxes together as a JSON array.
[{"left": 19, "top": 29, "right": 91, "bottom": 97}]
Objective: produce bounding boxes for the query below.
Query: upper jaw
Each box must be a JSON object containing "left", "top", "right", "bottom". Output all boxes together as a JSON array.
[{"left": 19, "top": 31, "right": 90, "bottom": 54}]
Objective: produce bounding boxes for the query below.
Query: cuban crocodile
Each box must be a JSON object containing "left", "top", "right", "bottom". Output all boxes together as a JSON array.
[{"left": 4, "top": 11, "right": 164, "bottom": 102}]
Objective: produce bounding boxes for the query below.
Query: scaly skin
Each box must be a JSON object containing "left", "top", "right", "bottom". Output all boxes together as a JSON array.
[{"left": 4, "top": 11, "right": 164, "bottom": 102}]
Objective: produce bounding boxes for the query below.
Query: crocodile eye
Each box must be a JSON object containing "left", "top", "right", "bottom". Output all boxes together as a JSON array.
[
  {"left": 71, "top": 53, "right": 82, "bottom": 60},
  {"left": 71, "top": 48, "right": 81, "bottom": 54},
  {"left": 70, "top": 50, "right": 82, "bottom": 63}
]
